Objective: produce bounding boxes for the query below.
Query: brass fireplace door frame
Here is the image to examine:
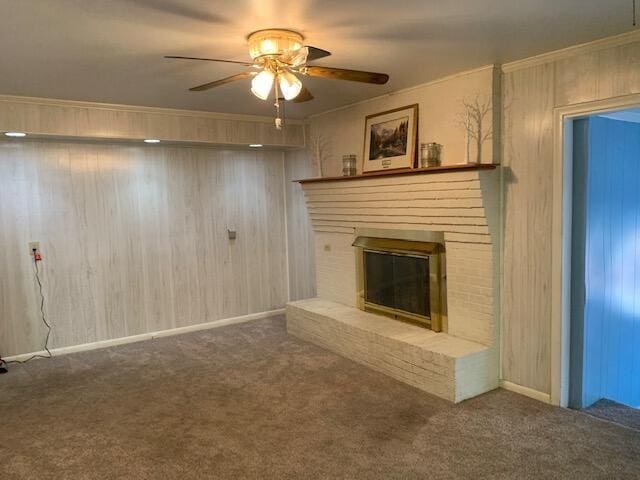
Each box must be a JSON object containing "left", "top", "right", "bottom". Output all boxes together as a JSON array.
[{"left": 353, "top": 236, "right": 446, "bottom": 332}]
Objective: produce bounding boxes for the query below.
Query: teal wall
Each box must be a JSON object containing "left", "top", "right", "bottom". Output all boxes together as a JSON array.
[{"left": 574, "top": 116, "right": 640, "bottom": 408}]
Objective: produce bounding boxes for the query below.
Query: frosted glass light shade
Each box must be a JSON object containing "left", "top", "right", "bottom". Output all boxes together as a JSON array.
[
  {"left": 247, "top": 29, "right": 304, "bottom": 59},
  {"left": 278, "top": 71, "right": 302, "bottom": 100},
  {"left": 251, "top": 70, "right": 275, "bottom": 100}
]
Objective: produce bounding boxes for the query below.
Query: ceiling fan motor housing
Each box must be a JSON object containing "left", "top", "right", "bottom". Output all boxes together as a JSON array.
[{"left": 247, "top": 29, "right": 304, "bottom": 59}]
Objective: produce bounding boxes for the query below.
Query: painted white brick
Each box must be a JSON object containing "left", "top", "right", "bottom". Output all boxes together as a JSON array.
[
  {"left": 297, "top": 169, "right": 500, "bottom": 388},
  {"left": 287, "top": 299, "right": 498, "bottom": 403}
]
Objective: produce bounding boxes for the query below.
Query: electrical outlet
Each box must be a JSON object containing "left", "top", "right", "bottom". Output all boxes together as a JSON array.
[{"left": 29, "top": 242, "right": 40, "bottom": 255}]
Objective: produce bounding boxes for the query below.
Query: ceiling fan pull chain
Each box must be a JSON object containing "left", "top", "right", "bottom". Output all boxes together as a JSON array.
[
  {"left": 274, "top": 79, "right": 283, "bottom": 130},
  {"left": 281, "top": 95, "right": 286, "bottom": 127}
]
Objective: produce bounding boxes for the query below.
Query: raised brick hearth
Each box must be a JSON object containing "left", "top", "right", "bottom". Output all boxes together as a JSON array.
[{"left": 287, "top": 299, "right": 498, "bottom": 402}]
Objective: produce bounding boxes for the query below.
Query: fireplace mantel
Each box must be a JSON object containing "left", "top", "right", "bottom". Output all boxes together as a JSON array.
[{"left": 296, "top": 163, "right": 496, "bottom": 184}]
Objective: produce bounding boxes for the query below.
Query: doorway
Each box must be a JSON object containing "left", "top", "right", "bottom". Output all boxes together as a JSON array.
[{"left": 568, "top": 108, "right": 640, "bottom": 421}]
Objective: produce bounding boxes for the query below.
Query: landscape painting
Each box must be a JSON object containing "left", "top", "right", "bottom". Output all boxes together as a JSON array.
[
  {"left": 368, "top": 116, "right": 409, "bottom": 160},
  {"left": 362, "top": 104, "right": 418, "bottom": 173}
]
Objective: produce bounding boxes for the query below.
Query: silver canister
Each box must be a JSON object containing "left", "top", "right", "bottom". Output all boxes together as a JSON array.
[
  {"left": 342, "top": 154, "right": 357, "bottom": 176},
  {"left": 420, "top": 143, "right": 442, "bottom": 168}
]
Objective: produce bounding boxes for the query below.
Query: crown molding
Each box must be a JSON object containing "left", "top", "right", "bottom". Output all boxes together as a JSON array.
[
  {"left": 0, "top": 94, "right": 305, "bottom": 125},
  {"left": 0, "top": 94, "right": 306, "bottom": 147},
  {"left": 502, "top": 29, "right": 640, "bottom": 73}
]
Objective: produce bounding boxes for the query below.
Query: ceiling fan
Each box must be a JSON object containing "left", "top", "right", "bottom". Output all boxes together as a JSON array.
[{"left": 166, "top": 29, "right": 390, "bottom": 128}]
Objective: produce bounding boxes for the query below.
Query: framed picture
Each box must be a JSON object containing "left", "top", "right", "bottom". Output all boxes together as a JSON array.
[{"left": 362, "top": 104, "right": 418, "bottom": 173}]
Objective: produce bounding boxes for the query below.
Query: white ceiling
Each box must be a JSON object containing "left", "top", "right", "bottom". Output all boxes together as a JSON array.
[{"left": 0, "top": 0, "right": 636, "bottom": 118}]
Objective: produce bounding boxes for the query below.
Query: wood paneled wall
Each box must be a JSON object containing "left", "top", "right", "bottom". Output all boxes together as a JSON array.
[
  {"left": 0, "top": 96, "right": 305, "bottom": 147},
  {"left": 284, "top": 149, "right": 316, "bottom": 301},
  {"left": 502, "top": 37, "right": 640, "bottom": 394},
  {"left": 0, "top": 140, "right": 288, "bottom": 357}
]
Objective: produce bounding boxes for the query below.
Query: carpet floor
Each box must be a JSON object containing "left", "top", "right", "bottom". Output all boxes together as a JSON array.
[
  {"left": 583, "top": 399, "right": 640, "bottom": 432},
  {"left": 1, "top": 316, "right": 640, "bottom": 479}
]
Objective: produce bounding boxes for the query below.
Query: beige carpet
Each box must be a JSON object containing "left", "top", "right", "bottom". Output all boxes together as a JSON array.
[
  {"left": 583, "top": 399, "right": 640, "bottom": 432},
  {"left": 1, "top": 315, "right": 639, "bottom": 479}
]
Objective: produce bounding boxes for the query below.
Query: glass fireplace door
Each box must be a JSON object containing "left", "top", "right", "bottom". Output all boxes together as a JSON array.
[{"left": 364, "top": 251, "right": 430, "bottom": 319}]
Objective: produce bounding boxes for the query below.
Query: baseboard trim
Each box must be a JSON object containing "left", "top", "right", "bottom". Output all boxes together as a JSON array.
[
  {"left": 500, "top": 380, "right": 552, "bottom": 404},
  {"left": 4, "top": 308, "right": 285, "bottom": 362}
]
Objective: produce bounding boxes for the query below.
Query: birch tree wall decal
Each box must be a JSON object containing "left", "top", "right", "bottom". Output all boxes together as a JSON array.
[
  {"left": 308, "top": 131, "right": 330, "bottom": 177},
  {"left": 456, "top": 95, "right": 493, "bottom": 164}
]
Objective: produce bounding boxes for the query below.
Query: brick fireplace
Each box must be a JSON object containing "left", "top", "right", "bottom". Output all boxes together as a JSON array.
[{"left": 286, "top": 165, "right": 500, "bottom": 402}]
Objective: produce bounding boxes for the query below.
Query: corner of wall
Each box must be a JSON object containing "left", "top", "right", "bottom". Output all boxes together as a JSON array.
[{"left": 491, "top": 65, "right": 503, "bottom": 165}]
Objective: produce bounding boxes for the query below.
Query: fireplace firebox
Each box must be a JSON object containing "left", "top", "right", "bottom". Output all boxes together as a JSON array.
[{"left": 353, "top": 236, "right": 446, "bottom": 331}]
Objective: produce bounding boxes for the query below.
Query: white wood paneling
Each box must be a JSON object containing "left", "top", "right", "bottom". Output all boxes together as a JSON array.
[
  {"left": 0, "top": 95, "right": 305, "bottom": 147},
  {"left": 502, "top": 62, "right": 556, "bottom": 393},
  {"left": 502, "top": 37, "right": 640, "bottom": 395},
  {"left": 0, "top": 140, "right": 288, "bottom": 357},
  {"left": 553, "top": 41, "right": 640, "bottom": 106},
  {"left": 284, "top": 149, "right": 316, "bottom": 301},
  {"left": 502, "top": 30, "right": 640, "bottom": 73}
]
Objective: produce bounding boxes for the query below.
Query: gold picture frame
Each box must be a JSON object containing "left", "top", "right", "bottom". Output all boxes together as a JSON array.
[{"left": 362, "top": 104, "right": 418, "bottom": 173}]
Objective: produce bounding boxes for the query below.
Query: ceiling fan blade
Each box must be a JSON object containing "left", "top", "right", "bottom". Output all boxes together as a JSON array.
[
  {"left": 293, "top": 86, "right": 314, "bottom": 103},
  {"left": 165, "top": 55, "right": 254, "bottom": 67},
  {"left": 189, "top": 71, "right": 255, "bottom": 91},
  {"left": 305, "top": 46, "right": 331, "bottom": 62},
  {"left": 302, "top": 66, "right": 389, "bottom": 84}
]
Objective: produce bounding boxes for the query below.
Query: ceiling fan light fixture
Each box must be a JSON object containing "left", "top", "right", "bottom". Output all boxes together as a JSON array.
[
  {"left": 251, "top": 69, "right": 275, "bottom": 100},
  {"left": 247, "top": 29, "right": 304, "bottom": 59},
  {"left": 169, "top": 28, "right": 389, "bottom": 130},
  {"left": 278, "top": 70, "right": 302, "bottom": 100},
  {"left": 286, "top": 46, "right": 309, "bottom": 67}
]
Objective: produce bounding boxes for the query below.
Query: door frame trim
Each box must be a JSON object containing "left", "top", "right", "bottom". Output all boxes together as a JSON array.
[{"left": 551, "top": 93, "right": 640, "bottom": 406}]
